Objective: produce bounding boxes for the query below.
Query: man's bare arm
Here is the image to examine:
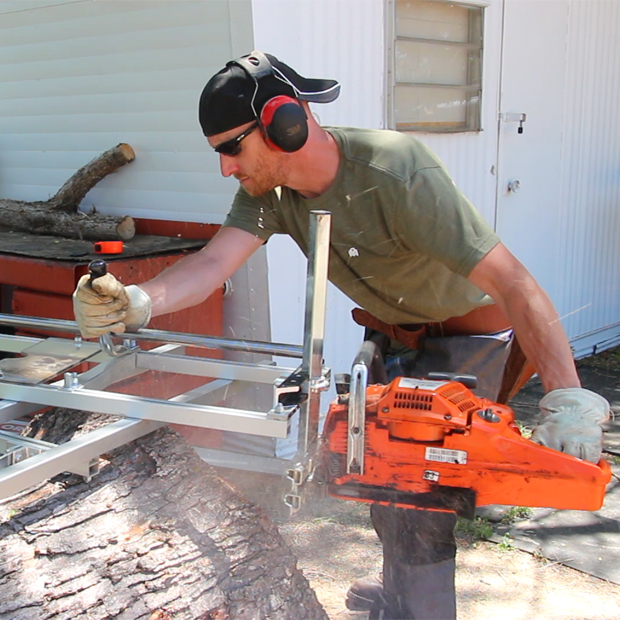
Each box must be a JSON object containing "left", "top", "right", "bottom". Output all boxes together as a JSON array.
[
  {"left": 139, "top": 226, "right": 265, "bottom": 317},
  {"left": 467, "top": 242, "right": 580, "bottom": 393}
]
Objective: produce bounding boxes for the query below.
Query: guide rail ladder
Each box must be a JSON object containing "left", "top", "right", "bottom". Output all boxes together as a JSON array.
[{"left": 0, "top": 211, "right": 332, "bottom": 511}]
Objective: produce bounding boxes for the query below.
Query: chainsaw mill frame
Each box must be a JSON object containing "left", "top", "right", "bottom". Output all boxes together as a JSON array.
[{"left": 0, "top": 211, "right": 332, "bottom": 510}]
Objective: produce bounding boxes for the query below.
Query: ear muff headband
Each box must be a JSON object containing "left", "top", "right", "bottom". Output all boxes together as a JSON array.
[{"left": 229, "top": 52, "right": 308, "bottom": 152}]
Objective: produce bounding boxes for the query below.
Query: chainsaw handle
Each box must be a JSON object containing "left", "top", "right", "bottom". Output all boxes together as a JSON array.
[
  {"left": 354, "top": 340, "right": 388, "bottom": 385},
  {"left": 346, "top": 339, "right": 387, "bottom": 476},
  {"left": 428, "top": 372, "right": 477, "bottom": 389}
]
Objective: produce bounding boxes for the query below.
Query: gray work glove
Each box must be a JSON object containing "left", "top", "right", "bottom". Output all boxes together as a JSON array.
[
  {"left": 531, "top": 388, "right": 610, "bottom": 463},
  {"left": 72, "top": 273, "right": 152, "bottom": 338}
]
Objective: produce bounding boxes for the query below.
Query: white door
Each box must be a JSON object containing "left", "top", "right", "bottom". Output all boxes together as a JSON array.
[{"left": 495, "top": 0, "right": 569, "bottom": 302}]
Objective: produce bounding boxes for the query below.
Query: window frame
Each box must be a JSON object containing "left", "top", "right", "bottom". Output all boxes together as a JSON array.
[{"left": 385, "top": 0, "right": 487, "bottom": 133}]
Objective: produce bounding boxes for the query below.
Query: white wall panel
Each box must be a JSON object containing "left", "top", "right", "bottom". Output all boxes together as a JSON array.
[
  {"left": 251, "top": 0, "right": 384, "bottom": 129},
  {"left": 557, "top": 0, "right": 620, "bottom": 353},
  {"left": 0, "top": 0, "right": 254, "bottom": 223},
  {"left": 0, "top": 1, "right": 79, "bottom": 15},
  {"left": 495, "top": 0, "right": 569, "bottom": 303}
]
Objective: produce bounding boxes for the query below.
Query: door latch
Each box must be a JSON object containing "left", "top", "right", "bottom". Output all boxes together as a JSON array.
[
  {"left": 499, "top": 112, "right": 527, "bottom": 134},
  {"left": 507, "top": 180, "right": 521, "bottom": 193}
]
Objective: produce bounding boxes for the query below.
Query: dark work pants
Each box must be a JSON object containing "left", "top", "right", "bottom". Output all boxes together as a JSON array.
[
  {"left": 371, "top": 503, "right": 458, "bottom": 565},
  {"left": 369, "top": 330, "right": 513, "bottom": 618}
]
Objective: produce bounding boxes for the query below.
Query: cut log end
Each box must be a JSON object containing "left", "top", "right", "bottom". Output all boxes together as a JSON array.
[
  {"left": 116, "top": 216, "right": 136, "bottom": 240},
  {"left": 118, "top": 143, "right": 136, "bottom": 162}
]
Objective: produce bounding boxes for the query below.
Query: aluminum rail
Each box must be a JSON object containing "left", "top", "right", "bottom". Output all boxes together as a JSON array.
[
  {"left": 0, "top": 382, "right": 290, "bottom": 438},
  {"left": 0, "top": 314, "right": 303, "bottom": 359},
  {"left": 0, "top": 419, "right": 164, "bottom": 502},
  {"left": 0, "top": 210, "right": 333, "bottom": 510}
]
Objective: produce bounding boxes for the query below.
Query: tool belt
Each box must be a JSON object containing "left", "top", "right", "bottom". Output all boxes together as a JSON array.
[
  {"left": 352, "top": 309, "right": 427, "bottom": 350},
  {"left": 352, "top": 305, "right": 513, "bottom": 349},
  {"left": 351, "top": 306, "right": 534, "bottom": 404}
]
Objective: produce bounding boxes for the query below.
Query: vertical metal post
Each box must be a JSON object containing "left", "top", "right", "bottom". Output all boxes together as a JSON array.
[
  {"left": 285, "top": 210, "right": 331, "bottom": 510},
  {"left": 297, "top": 210, "right": 331, "bottom": 462},
  {"left": 347, "top": 361, "right": 367, "bottom": 475}
]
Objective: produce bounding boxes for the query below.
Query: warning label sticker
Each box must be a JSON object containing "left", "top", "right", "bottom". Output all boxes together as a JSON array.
[
  {"left": 398, "top": 377, "right": 448, "bottom": 391},
  {"left": 425, "top": 447, "right": 468, "bottom": 465}
]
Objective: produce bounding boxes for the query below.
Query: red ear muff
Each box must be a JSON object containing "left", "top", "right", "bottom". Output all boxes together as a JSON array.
[{"left": 260, "top": 95, "right": 308, "bottom": 152}]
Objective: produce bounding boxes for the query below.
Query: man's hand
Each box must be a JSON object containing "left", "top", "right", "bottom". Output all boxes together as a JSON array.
[
  {"left": 531, "top": 388, "right": 610, "bottom": 463},
  {"left": 72, "top": 273, "right": 152, "bottom": 338}
]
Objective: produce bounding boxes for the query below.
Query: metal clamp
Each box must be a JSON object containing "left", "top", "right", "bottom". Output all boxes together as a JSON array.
[
  {"left": 284, "top": 461, "right": 312, "bottom": 513},
  {"left": 99, "top": 334, "right": 137, "bottom": 357}
]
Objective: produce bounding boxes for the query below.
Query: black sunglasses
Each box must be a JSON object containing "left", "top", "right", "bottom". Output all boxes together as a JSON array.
[{"left": 213, "top": 122, "right": 259, "bottom": 156}]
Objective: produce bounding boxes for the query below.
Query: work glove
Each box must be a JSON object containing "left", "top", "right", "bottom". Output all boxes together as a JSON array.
[
  {"left": 72, "top": 273, "right": 152, "bottom": 338},
  {"left": 531, "top": 387, "right": 610, "bottom": 463}
]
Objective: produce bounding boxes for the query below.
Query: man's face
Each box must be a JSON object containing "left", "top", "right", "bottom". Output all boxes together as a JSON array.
[{"left": 208, "top": 121, "right": 290, "bottom": 197}]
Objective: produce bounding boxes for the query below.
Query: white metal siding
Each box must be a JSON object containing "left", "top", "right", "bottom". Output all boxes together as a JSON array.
[
  {"left": 558, "top": 0, "right": 620, "bottom": 354},
  {"left": 494, "top": 0, "right": 569, "bottom": 303},
  {"left": 0, "top": 0, "right": 253, "bottom": 223}
]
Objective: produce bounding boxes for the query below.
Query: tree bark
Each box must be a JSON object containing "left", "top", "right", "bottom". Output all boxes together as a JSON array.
[
  {"left": 0, "top": 144, "right": 136, "bottom": 241},
  {"left": 0, "top": 409, "right": 327, "bottom": 620}
]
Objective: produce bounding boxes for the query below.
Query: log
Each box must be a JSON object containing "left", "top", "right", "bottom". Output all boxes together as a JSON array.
[
  {"left": 0, "top": 409, "right": 328, "bottom": 620},
  {"left": 0, "top": 204, "right": 134, "bottom": 241},
  {"left": 0, "top": 144, "right": 136, "bottom": 241}
]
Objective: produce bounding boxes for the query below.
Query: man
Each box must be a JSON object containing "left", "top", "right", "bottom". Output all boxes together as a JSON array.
[{"left": 73, "top": 52, "right": 609, "bottom": 620}]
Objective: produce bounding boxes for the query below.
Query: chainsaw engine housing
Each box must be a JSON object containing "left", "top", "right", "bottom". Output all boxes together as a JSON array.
[{"left": 322, "top": 377, "right": 611, "bottom": 517}]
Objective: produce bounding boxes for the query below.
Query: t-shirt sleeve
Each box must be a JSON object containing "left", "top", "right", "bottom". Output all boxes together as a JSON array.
[
  {"left": 396, "top": 166, "right": 500, "bottom": 277},
  {"left": 222, "top": 187, "right": 285, "bottom": 241}
]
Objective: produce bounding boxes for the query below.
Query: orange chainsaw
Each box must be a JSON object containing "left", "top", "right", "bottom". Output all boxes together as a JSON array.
[{"left": 321, "top": 355, "right": 611, "bottom": 518}]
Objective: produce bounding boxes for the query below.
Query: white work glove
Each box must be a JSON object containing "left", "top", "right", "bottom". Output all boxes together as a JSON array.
[
  {"left": 531, "top": 387, "right": 610, "bottom": 463},
  {"left": 72, "top": 273, "right": 152, "bottom": 338}
]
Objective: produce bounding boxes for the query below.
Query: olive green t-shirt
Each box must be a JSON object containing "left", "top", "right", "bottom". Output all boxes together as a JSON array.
[{"left": 223, "top": 127, "right": 500, "bottom": 325}]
